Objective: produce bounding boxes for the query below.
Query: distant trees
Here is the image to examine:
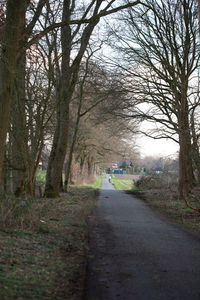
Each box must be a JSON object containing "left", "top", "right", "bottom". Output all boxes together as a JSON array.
[
  {"left": 64, "top": 55, "right": 138, "bottom": 189},
  {"left": 111, "top": 0, "right": 200, "bottom": 198},
  {"left": 139, "top": 156, "right": 179, "bottom": 174}
]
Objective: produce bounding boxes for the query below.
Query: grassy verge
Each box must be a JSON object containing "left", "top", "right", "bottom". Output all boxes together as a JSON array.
[
  {"left": 0, "top": 178, "right": 101, "bottom": 299},
  {"left": 111, "top": 175, "right": 138, "bottom": 191}
]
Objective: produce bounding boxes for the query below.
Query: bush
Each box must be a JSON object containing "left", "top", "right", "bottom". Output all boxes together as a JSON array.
[
  {"left": 135, "top": 173, "right": 178, "bottom": 189},
  {"left": 0, "top": 195, "right": 48, "bottom": 230}
]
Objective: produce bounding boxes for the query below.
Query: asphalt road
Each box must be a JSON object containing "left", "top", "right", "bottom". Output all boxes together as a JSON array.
[{"left": 84, "top": 176, "right": 200, "bottom": 300}]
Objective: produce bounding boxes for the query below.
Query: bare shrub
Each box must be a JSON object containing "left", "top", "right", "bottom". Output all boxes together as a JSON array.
[
  {"left": 73, "top": 175, "right": 97, "bottom": 186},
  {"left": 0, "top": 196, "right": 49, "bottom": 231},
  {"left": 135, "top": 173, "right": 178, "bottom": 190}
]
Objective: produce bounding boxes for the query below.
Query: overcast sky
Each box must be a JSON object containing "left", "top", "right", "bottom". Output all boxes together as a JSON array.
[{"left": 137, "top": 135, "right": 179, "bottom": 158}]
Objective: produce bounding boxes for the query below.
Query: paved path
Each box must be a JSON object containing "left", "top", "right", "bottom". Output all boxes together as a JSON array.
[{"left": 84, "top": 176, "right": 200, "bottom": 300}]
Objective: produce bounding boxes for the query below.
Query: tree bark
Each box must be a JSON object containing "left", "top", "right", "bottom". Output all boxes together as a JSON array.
[
  {"left": 11, "top": 51, "right": 28, "bottom": 196},
  {"left": 64, "top": 131, "right": 78, "bottom": 192},
  {"left": 44, "top": 0, "right": 71, "bottom": 197},
  {"left": 9, "top": 0, "right": 46, "bottom": 197},
  {"left": 0, "top": 0, "right": 24, "bottom": 192},
  {"left": 178, "top": 95, "right": 195, "bottom": 198},
  {"left": 64, "top": 96, "right": 82, "bottom": 191},
  {"left": 79, "top": 155, "right": 86, "bottom": 178},
  {"left": 198, "top": 0, "right": 200, "bottom": 34},
  {"left": 190, "top": 110, "right": 200, "bottom": 181},
  {"left": 87, "top": 156, "right": 95, "bottom": 178}
]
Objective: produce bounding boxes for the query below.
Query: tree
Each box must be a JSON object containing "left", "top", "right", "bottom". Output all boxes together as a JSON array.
[
  {"left": 111, "top": 0, "right": 200, "bottom": 198},
  {"left": 6, "top": 0, "right": 47, "bottom": 196},
  {"left": 198, "top": 0, "right": 200, "bottom": 32},
  {"left": 0, "top": 0, "right": 26, "bottom": 193},
  {"left": 44, "top": 0, "right": 141, "bottom": 197},
  {"left": 0, "top": 0, "right": 140, "bottom": 197},
  {"left": 61, "top": 55, "right": 139, "bottom": 187},
  {"left": 63, "top": 50, "right": 127, "bottom": 190}
]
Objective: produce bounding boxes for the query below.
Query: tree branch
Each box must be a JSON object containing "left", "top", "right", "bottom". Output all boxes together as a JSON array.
[{"left": 26, "top": 0, "right": 140, "bottom": 48}]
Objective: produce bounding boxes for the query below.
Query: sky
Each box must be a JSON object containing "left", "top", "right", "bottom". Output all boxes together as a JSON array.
[
  {"left": 134, "top": 112, "right": 179, "bottom": 158},
  {"left": 137, "top": 135, "right": 179, "bottom": 158}
]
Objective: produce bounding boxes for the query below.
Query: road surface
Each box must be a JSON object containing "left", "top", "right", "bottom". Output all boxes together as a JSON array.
[{"left": 84, "top": 176, "right": 200, "bottom": 300}]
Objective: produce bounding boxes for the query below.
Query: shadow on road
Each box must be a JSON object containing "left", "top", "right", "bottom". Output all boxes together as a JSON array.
[{"left": 84, "top": 177, "right": 200, "bottom": 300}]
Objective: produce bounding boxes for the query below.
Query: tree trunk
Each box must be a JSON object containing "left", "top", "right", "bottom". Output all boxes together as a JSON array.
[
  {"left": 79, "top": 155, "right": 86, "bottom": 178},
  {"left": 10, "top": 0, "right": 31, "bottom": 196},
  {"left": 7, "top": 0, "right": 46, "bottom": 197},
  {"left": 45, "top": 1, "right": 100, "bottom": 197},
  {"left": 44, "top": 1, "right": 71, "bottom": 197},
  {"left": 190, "top": 111, "right": 200, "bottom": 181},
  {"left": 88, "top": 156, "right": 94, "bottom": 177},
  {"left": 45, "top": 107, "right": 69, "bottom": 197},
  {"left": 198, "top": 0, "right": 200, "bottom": 34},
  {"left": 11, "top": 49, "right": 45, "bottom": 197},
  {"left": 11, "top": 50, "right": 28, "bottom": 196},
  {"left": 178, "top": 96, "right": 194, "bottom": 198},
  {"left": 0, "top": 0, "right": 24, "bottom": 192},
  {"left": 64, "top": 103, "right": 81, "bottom": 191}
]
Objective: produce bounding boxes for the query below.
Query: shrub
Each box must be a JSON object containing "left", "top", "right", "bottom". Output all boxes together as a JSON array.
[
  {"left": 135, "top": 173, "right": 178, "bottom": 189},
  {"left": 0, "top": 195, "right": 48, "bottom": 230}
]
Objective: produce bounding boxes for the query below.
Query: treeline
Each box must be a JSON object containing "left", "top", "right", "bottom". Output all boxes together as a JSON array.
[
  {"left": 108, "top": 0, "right": 200, "bottom": 199},
  {"left": 0, "top": 0, "right": 139, "bottom": 198},
  {"left": 0, "top": 0, "right": 200, "bottom": 202}
]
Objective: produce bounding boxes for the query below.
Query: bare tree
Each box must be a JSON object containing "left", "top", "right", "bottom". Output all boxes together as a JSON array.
[
  {"left": 198, "top": 0, "right": 200, "bottom": 33},
  {"left": 7, "top": 0, "right": 47, "bottom": 196},
  {"left": 63, "top": 49, "right": 127, "bottom": 190},
  {"left": 44, "top": 0, "right": 141, "bottom": 197},
  {"left": 111, "top": 0, "right": 200, "bottom": 198}
]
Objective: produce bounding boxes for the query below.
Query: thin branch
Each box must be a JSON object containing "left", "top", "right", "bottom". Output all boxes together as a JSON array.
[{"left": 26, "top": 0, "right": 140, "bottom": 48}]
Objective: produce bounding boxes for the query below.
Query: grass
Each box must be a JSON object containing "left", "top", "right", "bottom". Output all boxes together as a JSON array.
[
  {"left": 111, "top": 175, "right": 137, "bottom": 191},
  {"left": 36, "top": 169, "right": 46, "bottom": 184},
  {"left": 0, "top": 177, "right": 101, "bottom": 300}
]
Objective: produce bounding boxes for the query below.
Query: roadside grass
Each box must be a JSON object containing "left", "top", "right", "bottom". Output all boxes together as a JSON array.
[
  {"left": 111, "top": 176, "right": 138, "bottom": 191},
  {"left": 0, "top": 178, "right": 101, "bottom": 300}
]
